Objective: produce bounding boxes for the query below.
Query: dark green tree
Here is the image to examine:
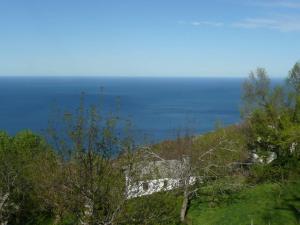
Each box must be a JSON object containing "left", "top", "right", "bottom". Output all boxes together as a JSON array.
[
  {"left": 287, "top": 62, "right": 300, "bottom": 122},
  {"left": 0, "top": 131, "right": 56, "bottom": 225},
  {"left": 287, "top": 61, "right": 300, "bottom": 93}
]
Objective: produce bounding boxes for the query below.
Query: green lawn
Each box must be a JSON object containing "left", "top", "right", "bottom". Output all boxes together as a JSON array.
[{"left": 188, "top": 182, "right": 300, "bottom": 225}]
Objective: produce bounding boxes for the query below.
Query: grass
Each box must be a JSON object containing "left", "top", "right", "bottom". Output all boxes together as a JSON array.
[{"left": 187, "top": 181, "right": 300, "bottom": 225}]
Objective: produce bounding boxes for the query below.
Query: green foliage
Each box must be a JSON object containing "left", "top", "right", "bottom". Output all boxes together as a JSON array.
[
  {"left": 245, "top": 104, "right": 300, "bottom": 159},
  {"left": 0, "top": 130, "right": 56, "bottom": 225},
  {"left": 292, "top": 95, "right": 300, "bottom": 122},
  {"left": 186, "top": 63, "right": 300, "bottom": 225},
  {"left": 287, "top": 61, "right": 300, "bottom": 93},
  {"left": 188, "top": 182, "right": 300, "bottom": 225},
  {"left": 192, "top": 176, "right": 247, "bottom": 209},
  {"left": 118, "top": 192, "right": 182, "bottom": 225},
  {"left": 248, "top": 163, "right": 287, "bottom": 183},
  {"left": 242, "top": 64, "right": 300, "bottom": 171},
  {"left": 44, "top": 93, "right": 143, "bottom": 225},
  {"left": 193, "top": 125, "right": 248, "bottom": 164},
  {"left": 241, "top": 68, "right": 271, "bottom": 117}
]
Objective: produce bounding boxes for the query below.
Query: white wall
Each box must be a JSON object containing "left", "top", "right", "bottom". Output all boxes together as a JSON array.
[{"left": 126, "top": 177, "right": 196, "bottom": 199}]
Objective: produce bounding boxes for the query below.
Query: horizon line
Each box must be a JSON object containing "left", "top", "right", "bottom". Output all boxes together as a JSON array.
[{"left": 0, "top": 74, "right": 286, "bottom": 79}]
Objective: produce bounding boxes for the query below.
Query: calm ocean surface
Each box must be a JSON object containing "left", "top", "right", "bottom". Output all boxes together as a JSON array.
[{"left": 0, "top": 77, "right": 244, "bottom": 142}]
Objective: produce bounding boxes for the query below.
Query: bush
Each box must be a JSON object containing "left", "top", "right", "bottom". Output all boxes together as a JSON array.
[{"left": 117, "top": 192, "right": 182, "bottom": 225}]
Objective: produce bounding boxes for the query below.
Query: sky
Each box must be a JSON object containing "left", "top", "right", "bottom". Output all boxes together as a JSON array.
[{"left": 0, "top": 0, "right": 299, "bottom": 77}]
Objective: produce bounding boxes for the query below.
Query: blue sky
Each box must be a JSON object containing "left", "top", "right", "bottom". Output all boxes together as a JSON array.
[{"left": 0, "top": 0, "right": 299, "bottom": 77}]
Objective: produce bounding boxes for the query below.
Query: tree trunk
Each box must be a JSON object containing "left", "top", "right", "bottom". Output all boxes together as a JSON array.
[
  {"left": 80, "top": 198, "right": 93, "bottom": 225},
  {"left": 0, "top": 192, "right": 9, "bottom": 225},
  {"left": 0, "top": 193, "right": 9, "bottom": 212},
  {"left": 180, "top": 188, "right": 189, "bottom": 223},
  {"left": 0, "top": 221, "right": 8, "bottom": 225},
  {"left": 53, "top": 214, "right": 61, "bottom": 225},
  {"left": 53, "top": 216, "right": 59, "bottom": 225}
]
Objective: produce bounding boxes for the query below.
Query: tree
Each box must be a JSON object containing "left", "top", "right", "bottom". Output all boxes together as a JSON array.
[
  {"left": 287, "top": 61, "right": 300, "bottom": 93},
  {"left": 242, "top": 68, "right": 271, "bottom": 117},
  {"left": 241, "top": 65, "right": 300, "bottom": 181},
  {"left": 148, "top": 126, "right": 247, "bottom": 223},
  {"left": 118, "top": 191, "right": 181, "bottom": 225},
  {"left": 287, "top": 62, "right": 300, "bottom": 122},
  {"left": 0, "top": 131, "right": 55, "bottom": 225},
  {"left": 180, "top": 127, "right": 247, "bottom": 223},
  {"left": 242, "top": 68, "right": 286, "bottom": 155},
  {"left": 47, "top": 93, "right": 137, "bottom": 225},
  {"left": 0, "top": 131, "right": 16, "bottom": 225}
]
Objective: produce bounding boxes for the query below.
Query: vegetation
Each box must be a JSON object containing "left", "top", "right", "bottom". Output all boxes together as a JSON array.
[
  {"left": 188, "top": 181, "right": 300, "bottom": 225},
  {"left": 186, "top": 61, "right": 300, "bottom": 225},
  {"left": 0, "top": 62, "right": 300, "bottom": 224}
]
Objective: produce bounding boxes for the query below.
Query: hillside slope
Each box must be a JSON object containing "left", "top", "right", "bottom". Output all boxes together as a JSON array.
[{"left": 188, "top": 181, "right": 300, "bottom": 225}]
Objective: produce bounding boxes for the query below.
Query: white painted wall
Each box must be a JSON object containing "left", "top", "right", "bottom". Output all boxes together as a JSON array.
[{"left": 126, "top": 176, "right": 196, "bottom": 199}]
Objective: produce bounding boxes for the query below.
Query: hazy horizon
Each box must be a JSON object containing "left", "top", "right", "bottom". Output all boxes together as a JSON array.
[{"left": 0, "top": 74, "right": 287, "bottom": 79}]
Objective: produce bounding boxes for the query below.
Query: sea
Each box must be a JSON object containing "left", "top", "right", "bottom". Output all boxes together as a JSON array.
[{"left": 0, "top": 77, "right": 244, "bottom": 143}]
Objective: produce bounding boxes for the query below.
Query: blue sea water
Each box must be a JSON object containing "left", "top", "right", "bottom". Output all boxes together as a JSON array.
[{"left": 0, "top": 77, "right": 243, "bottom": 142}]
